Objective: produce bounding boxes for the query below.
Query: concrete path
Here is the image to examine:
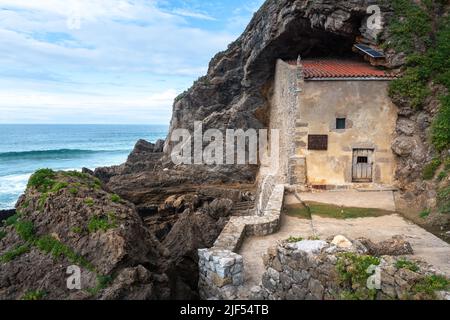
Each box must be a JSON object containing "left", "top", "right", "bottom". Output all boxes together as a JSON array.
[
  {"left": 286, "top": 190, "right": 397, "bottom": 211},
  {"left": 238, "top": 214, "right": 313, "bottom": 288}
]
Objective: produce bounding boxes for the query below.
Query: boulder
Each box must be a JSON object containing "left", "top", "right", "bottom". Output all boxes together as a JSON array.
[
  {"left": 357, "top": 236, "right": 414, "bottom": 256},
  {"left": 392, "top": 137, "right": 416, "bottom": 157},
  {"left": 331, "top": 235, "right": 353, "bottom": 249}
]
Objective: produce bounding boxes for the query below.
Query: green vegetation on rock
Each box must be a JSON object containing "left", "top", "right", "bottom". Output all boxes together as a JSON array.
[
  {"left": 51, "top": 182, "right": 68, "bottom": 193},
  {"left": 419, "top": 209, "right": 431, "bottom": 219},
  {"left": 437, "top": 185, "right": 450, "bottom": 214},
  {"left": 286, "top": 236, "right": 303, "bottom": 243},
  {"left": 395, "top": 258, "right": 420, "bottom": 272},
  {"left": 21, "top": 290, "right": 46, "bottom": 300},
  {"left": 110, "top": 194, "right": 121, "bottom": 203},
  {"left": 87, "top": 213, "right": 117, "bottom": 233},
  {"left": 4, "top": 214, "right": 19, "bottom": 226},
  {"left": 14, "top": 220, "right": 35, "bottom": 242},
  {"left": 84, "top": 197, "right": 95, "bottom": 207},
  {"left": 86, "top": 274, "right": 113, "bottom": 296},
  {"left": 27, "top": 169, "right": 56, "bottom": 192},
  {"left": 35, "top": 235, "right": 93, "bottom": 270},
  {"left": 422, "top": 158, "right": 442, "bottom": 180},
  {"left": 387, "top": 0, "right": 450, "bottom": 151},
  {"left": 336, "top": 252, "right": 381, "bottom": 300},
  {"left": 0, "top": 244, "right": 30, "bottom": 263},
  {"left": 0, "top": 230, "right": 6, "bottom": 240},
  {"left": 413, "top": 275, "right": 450, "bottom": 298}
]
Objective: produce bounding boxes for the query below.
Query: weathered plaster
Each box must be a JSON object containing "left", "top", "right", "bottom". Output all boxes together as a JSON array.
[{"left": 297, "top": 80, "right": 398, "bottom": 186}]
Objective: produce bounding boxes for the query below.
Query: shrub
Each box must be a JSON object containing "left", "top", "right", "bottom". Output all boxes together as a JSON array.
[
  {"left": 413, "top": 275, "right": 450, "bottom": 298},
  {"left": 0, "top": 244, "right": 30, "bottom": 263},
  {"left": 84, "top": 198, "right": 95, "bottom": 207},
  {"left": 431, "top": 95, "right": 450, "bottom": 152},
  {"left": 419, "top": 209, "right": 431, "bottom": 219},
  {"left": 69, "top": 187, "right": 78, "bottom": 195},
  {"left": 35, "top": 235, "right": 93, "bottom": 270},
  {"left": 51, "top": 182, "right": 68, "bottom": 193},
  {"left": 87, "top": 275, "right": 113, "bottom": 296},
  {"left": 437, "top": 171, "right": 447, "bottom": 182},
  {"left": 0, "top": 230, "right": 6, "bottom": 240},
  {"left": 64, "top": 171, "right": 90, "bottom": 179},
  {"left": 422, "top": 158, "right": 442, "bottom": 180},
  {"left": 27, "top": 169, "right": 56, "bottom": 192},
  {"left": 14, "top": 220, "right": 35, "bottom": 242},
  {"left": 22, "top": 290, "right": 46, "bottom": 300},
  {"left": 110, "top": 194, "right": 121, "bottom": 203},
  {"left": 4, "top": 214, "right": 19, "bottom": 226},
  {"left": 437, "top": 186, "right": 450, "bottom": 214},
  {"left": 286, "top": 236, "right": 303, "bottom": 243},
  {"left": 336, "top": 253, "right": 381, "bottom": 300},
  {"left": 71, "top": 227, "right": 83, "bottom": 234},
  {"left": 38, "top": 193, "right": 48, "bottom": 211},
  {"left": 87, "top": 215, "right": 116, "bottom": 233},
  {"left": 395, "top": 259, "right": 420, "bottom": 272}
]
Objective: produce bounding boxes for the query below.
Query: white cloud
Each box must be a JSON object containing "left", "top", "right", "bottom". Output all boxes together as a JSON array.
[
  {"left": 172, "top": 8, "right": 217, "bottom": 21},
  {"left": 0, "top": 0, "right": 261, "bottom": 124}
]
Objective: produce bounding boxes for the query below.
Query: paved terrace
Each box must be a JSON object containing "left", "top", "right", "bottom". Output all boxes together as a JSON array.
[{"left": 239, "top": 191, "right": 450, "bottom": 290}]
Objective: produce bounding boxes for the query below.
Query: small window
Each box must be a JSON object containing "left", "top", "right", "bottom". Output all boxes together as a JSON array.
[
  {"left": 336, "top": 118, "right": 346, "bottom": 129},
  {"left": 357, "top": 156, "right": 368, "bottom": 164},
  {"left": 308, "top": 135, "right": 328, "bottom": 150}
]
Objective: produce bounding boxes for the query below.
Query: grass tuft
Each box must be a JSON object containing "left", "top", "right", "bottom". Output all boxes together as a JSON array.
[
  {"left": 22, "top": 290, "right": 46, "bottom": 300},
  {"left": 395, "top": 259, "right": 420, "bottom": 272},
  {"left": 27, "top": 169, "right": 56, "bottom": 192},
  {"left": 0, "top": 244, "right": 30, "bottom": 263},
  {"left": 286, "top": 236, "right": 303, "bottom": 243}
]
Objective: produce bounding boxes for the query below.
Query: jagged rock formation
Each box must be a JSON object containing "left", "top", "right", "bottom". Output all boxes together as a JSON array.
[{"left": 0, "top": 170, "right": 169, "bottom": 300}]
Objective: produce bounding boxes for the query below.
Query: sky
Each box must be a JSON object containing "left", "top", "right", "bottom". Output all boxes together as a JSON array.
[{"left": 0, "top": 0, "right": 264, "bottom": 124}]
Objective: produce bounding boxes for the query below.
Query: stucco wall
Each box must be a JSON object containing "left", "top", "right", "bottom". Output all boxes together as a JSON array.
[{"left": 297, "top": 80, "right": 398, "bottom": 186}]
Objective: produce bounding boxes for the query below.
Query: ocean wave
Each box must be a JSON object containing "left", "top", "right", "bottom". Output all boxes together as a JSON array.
[{"left": 0, "top": 148, "right": 128, "bottom": 160}]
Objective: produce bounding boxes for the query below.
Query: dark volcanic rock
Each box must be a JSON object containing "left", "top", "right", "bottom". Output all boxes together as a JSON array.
[{"left": 163, "top": 209, "right": 228, "bottom": 299}]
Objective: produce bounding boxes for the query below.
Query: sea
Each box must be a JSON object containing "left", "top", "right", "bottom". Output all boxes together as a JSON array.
[{"left": 0, "top": 124, "right": 168, "bottom": 210}]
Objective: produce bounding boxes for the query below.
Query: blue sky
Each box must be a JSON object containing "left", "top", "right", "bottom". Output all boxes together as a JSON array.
[{"left": 0, "top": 0, "right": 264, "bottom": 124}]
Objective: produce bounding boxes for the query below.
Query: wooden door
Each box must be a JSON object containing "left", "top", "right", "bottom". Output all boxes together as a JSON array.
[{"left": 352, "top": 149, "right": 374, "bottom": 182}]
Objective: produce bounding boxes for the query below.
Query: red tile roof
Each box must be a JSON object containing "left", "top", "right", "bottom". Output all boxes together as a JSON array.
[{"left": 287, "top": 59, "right": 395, "bottom": 79}]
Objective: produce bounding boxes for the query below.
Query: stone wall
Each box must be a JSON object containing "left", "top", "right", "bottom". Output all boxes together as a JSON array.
[
  {"left": 260, "top": 59, "right": 300, "bottom": 183},
  {"left": 251, "top": 237, "right": 450, "bottom": 300},
  {"left": 198, "top": 182, "right": 285, "bottom": 300}
]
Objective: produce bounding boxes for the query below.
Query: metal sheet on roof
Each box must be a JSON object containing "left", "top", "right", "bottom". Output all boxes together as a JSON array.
[{"left": 354, "top": 44, "right": 385, "bottom": 58}]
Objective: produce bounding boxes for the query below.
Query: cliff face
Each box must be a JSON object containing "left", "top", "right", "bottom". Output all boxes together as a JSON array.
[{"left": 166, "top": 0, "right": 396, "bottom": 157}]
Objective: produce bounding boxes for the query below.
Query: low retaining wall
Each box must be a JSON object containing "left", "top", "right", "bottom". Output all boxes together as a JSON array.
[
  {"left": 251, "top": 237, "right": 450, "bottom": 300},
  {"left": 198, "top": 183, "right": 285, "bottom": 300}
]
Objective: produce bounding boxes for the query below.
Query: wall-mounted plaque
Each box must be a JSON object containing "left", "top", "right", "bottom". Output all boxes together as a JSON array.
[{"left": 308, "top": 135, "right": 328, "bottom": 150}]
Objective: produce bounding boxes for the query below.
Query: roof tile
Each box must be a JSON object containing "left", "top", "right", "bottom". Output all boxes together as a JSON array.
[{"left": 287, "top": 59, "right": 395, "bottom": 79}]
